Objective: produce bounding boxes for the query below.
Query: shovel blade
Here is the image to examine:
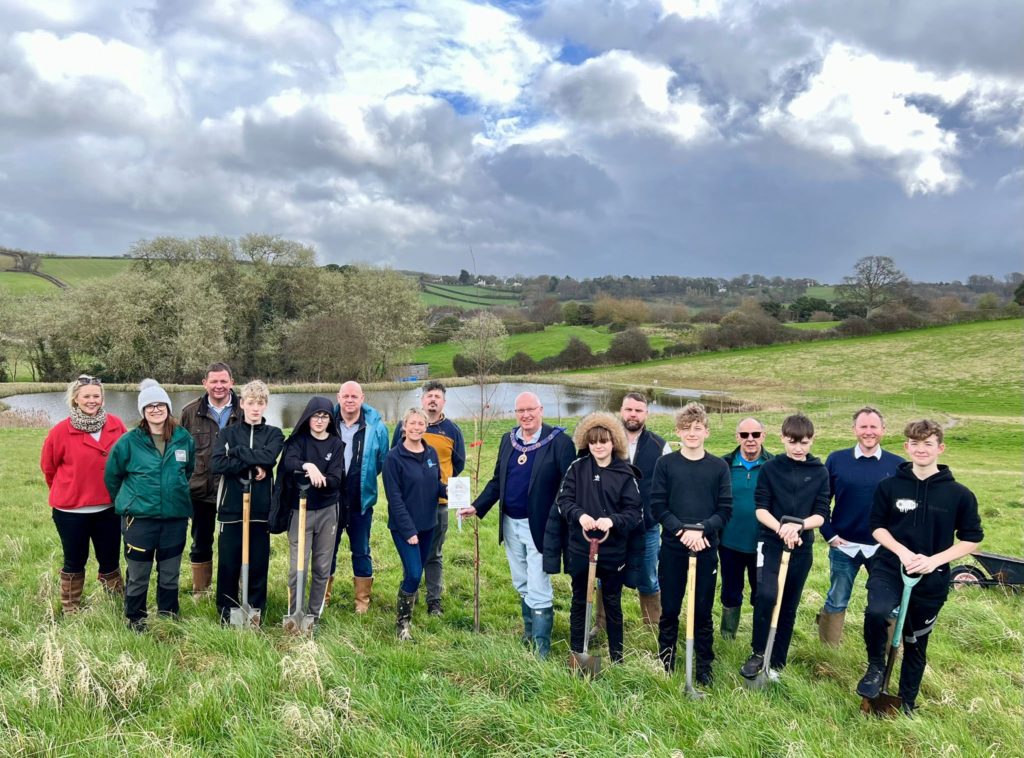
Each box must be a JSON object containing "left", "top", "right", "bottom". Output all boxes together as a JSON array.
[
  {"left": 569, "top": 651, "right": 601, "bottom": 677},
  {"left": 229, "top": 606, "right": 261, "bottom": 629},
  {"left": 861, "top": 692, "right": 902, "bottom": 717},
  {"left": 283, "top": 613, "right": 316, "bottom": 635}
]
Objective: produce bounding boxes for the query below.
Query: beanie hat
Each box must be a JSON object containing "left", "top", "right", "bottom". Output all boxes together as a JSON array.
[{"left": 138, "top": 378, "right": 173, "bottom": 415}]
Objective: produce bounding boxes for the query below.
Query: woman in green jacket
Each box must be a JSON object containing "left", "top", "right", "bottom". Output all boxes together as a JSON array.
[{"left": 104, "top": 379, "right": 195, "bottom": 630}]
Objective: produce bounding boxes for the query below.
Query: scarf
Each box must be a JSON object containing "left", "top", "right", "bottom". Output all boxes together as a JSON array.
[{"left": 69, "top": 407, "right": 107, "bottom": 434}]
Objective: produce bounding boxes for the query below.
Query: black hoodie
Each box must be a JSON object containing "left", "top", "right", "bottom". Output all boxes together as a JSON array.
[
  {"left": 279, "top": 396, "right": 345, "bottom": 511},
  {"left": 870, "top": 462, "right": 983, "bottom": 590},
  {"left": 754, "top": 453, "right": 831, "bottom": 553},
  {"left": 210, "top": 419, "right": 285, "bottom": 522}
]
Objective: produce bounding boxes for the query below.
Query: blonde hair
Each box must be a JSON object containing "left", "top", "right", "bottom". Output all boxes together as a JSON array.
[
  {"left": 65, "top": 375, "right": 103, "bottom": 410},
  {"left": 402, "top": 407, "right": 429, "bottom": 427},
  {"left": 239, "top": 380, "right": 270, "bottom": 404},
  {"left": 675, "top": 402, "right": 708, "bottom": 429}
]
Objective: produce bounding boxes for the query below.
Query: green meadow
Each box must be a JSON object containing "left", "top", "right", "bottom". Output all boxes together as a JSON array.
[
  {"left": 37, "top": 256, "right": 130, "bottom": 286},
  {"left": 0, "top": 320, "right": 1021, "bottom": 756}
]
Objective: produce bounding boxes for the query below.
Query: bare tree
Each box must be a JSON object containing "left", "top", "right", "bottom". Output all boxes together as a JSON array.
[{"left": 835, "top": 256, "right": 909, "bottom": 311}]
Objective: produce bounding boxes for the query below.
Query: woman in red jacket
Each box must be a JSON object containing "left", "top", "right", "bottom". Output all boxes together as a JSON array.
[{"left": 40, "top": 375, "right": 127, "bottom": 613}]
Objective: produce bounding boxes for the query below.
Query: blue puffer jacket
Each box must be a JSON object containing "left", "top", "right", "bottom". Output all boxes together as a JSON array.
[{"left": 333, "top": 402, "right": 389, "bottom": 514}]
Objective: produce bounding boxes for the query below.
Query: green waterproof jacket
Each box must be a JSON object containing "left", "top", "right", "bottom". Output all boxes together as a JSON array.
[{"left": 104, "top": 426, "right": 196, "bottom": 519}]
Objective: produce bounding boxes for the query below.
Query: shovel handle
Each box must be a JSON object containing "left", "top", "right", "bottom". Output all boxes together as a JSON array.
[
  {"left": 582, "top": 526, "right": 610, "bottom": 547},
  {"left": 769, "top": 550, "right": 791, "bottom": 628},
  {"left": 241, "top": 491, "right": 251, "bottom": 564}
]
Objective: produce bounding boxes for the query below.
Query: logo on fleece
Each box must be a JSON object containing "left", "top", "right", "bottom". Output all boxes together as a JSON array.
[{"left": 895, "top": 498, "right": 918, "bottom": 513}]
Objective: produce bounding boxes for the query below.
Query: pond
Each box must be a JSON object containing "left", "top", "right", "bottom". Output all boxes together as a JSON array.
[{"left": 4, "top": 382, "right": 728, "bottom": 429}]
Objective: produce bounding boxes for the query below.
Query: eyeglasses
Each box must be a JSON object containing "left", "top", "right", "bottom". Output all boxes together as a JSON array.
[
  {"left": 311, "top": 413, "right": 331, "bottom": 421},
  {"left": 738, "top": 431, "right": 763, "bottom": 439},
  {"left": 144, "top": 404, "right": 167, "bottom": 412},
  {"left": 514, "top": 406, "right": 540, "bottom": 415},
  {"left": 77, "top": 375, "right": 102, "bottom": 386}
]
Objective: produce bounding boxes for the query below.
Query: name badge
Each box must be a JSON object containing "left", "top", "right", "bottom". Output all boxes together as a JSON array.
[{"left": 175, "top": 450, "right": 188, "bottom": 463}]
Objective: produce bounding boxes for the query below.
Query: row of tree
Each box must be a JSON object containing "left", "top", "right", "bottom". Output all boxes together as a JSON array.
[{"left": 0, "top": 235, "right": 425, "bottom": 383}]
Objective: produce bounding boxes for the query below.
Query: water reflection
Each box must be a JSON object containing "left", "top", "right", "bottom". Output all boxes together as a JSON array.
[{"left": 5, "top": 382, "right": 727, "bottom": 428}]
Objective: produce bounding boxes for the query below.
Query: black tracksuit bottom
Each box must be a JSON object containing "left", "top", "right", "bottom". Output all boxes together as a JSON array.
[
  {"left": 568, "top": 551, "right": 626, "bottom": 662},
  {"left": 864, "top": 565, "right": 945, "bottom": 708},
  {"left": 216, "top": 521, "right": 271, "bottom": 621},
  {"left": 751, "top": 541, "right": 812, "bottom": 669},
  {"left": 657, "top": 545, "right": 717, "bottom": 676}
]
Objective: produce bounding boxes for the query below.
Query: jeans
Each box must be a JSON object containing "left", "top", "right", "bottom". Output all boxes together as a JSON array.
[
  {"left": 331, "top": 505, "right": 374, "bottom": 578},
  {"left": 635, "top": 524, "right": 661, "bottom": 594},
  {"left": 52, "top": 507, "right": 121, "bottom": 574},
  {"left": 719, "top": 545, "right": 758, "bottom": 608},
  {"left": 391, "top": 528, "right": 434, "bottom": 594},
  {"left": 823, "top": 546, "right": 873, "bottom": 613},
  {"left": 503, "top": 515, "right": 553, "bottom": 610}
]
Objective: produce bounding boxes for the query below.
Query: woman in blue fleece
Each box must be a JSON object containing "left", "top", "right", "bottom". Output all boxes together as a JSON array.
[{"left": 384, "top": 407, "right": 446, "bottom": 641}]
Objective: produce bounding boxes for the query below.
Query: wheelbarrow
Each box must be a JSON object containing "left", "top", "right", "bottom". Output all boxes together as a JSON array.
[{"left": 950, "top": 551, "right": 1024, "bottom": 591}]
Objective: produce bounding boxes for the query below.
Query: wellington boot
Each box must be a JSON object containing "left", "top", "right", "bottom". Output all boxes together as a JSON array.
[
  {"left": 720, "top": 606, "right": 741, "bottom": 640},
  {"left": 97, "top": 569, "right": 125, "bottom": 597},
  {"left": 639, "top": 592, "right": 662, "bottom": 627},
  {"left": 816, "top": 609, "right": 845, "bottom": 646},
  {"left": 354, "top": 576, "right": 373, "bottom": 614},
  {"left": 191, "top": 561, "right": 212, "bottom": 599},
  {"left": 60, "top": 570, "right": 85, "bottom": 614},
  {"left": 588, "top": 591, "right": 606, "bottom": 641},
  {"left": 396, "top": 589, "right": 416, "bottom": 642},
  {"left": 324, "top": 575, "right": 335, "bottom": 606}
]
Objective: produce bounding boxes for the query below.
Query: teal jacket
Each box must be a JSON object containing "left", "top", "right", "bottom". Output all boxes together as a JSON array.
[
  {"left": 104, "top": 426, "right": 196, "bottom": 519},
  {"left": 720, "top": 446, "right": 772, "bottom": 554}
]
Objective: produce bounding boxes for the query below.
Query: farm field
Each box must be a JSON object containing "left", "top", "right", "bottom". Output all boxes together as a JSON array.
[
  {"left": 0, "top": 319, "right": 1021, "bottom": 756},
  {"left": 419, "top": 282, "right": 523, "bottom": 309},
  {"left": 0, "top": 271, "right": 56, "bottom": 294},
  {"left": 413, "top": 324, "right": 676, "bottom": 376},
  {"left": 38, "top": 256, "right": 131, "bottom": 285},
  {"left": 785, "top": 320, "right": 840, "bottom": 330}
]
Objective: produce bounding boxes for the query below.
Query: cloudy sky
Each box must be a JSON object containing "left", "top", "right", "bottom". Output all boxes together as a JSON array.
[{"left": 1, "top": 0, "right": 1021, "bottom": 282}]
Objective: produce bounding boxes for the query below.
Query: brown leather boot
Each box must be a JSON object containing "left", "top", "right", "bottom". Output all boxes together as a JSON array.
[
  {"left": 324, "top": 575, "right": 335, "bottom": 606},
  {"left": 354, "top": 576, "right": 373, "bottom": 614},
  {"left": 191, "top": 561, "right": 212, "bottom": 598},
  {"left": 60, "top": 570, "right": 85, "bottom": 614},
  {"left": 97, "top": 569, "right": 124, "bottom": 597},
  {"left": 817, "top": 609, "right": 845, "bottom": 646},
  {"left": 639, "top": 592, "right": 662, "bottom": 627}
]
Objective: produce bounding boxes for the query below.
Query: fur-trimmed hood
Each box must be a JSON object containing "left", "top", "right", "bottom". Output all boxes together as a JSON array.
[{"left": 572, "top": 411, "right": 629, "bottom": 460}]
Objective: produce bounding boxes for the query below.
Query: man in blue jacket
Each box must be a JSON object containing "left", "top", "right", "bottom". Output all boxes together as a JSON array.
[
  {"left": 460, "top": 391, "right": 575, "bottom": 658},
  {"left": 817, "top": 406, "right": 903, "bottom": 645},
  {"left": 326, "top": 380, "right": 389, "bottom": 613}
]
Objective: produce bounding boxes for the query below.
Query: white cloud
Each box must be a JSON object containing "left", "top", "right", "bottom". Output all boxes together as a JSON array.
[
  {"left": 538, "top": 50, "right": 716, "bottom": 143},
  {"left": 762, "top": 42, "right": 973, "bottom": 194},
  {"left": 660, "top": 0, "right": 722, "bottom": 20}
]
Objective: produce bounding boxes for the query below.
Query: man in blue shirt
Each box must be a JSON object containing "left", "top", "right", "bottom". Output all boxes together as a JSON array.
[{"left": 817, "top": 406, "right": 903, "bottom": 645}]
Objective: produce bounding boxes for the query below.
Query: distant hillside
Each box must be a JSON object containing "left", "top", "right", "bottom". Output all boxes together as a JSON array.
[{"left": 419, "top": 282, "right": 523, "bottom": 309}]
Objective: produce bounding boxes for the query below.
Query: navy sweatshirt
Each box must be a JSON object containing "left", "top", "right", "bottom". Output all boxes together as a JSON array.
[
  {"left": 755, "top": 454, "right": 831, "bottom": 553},
  {"left": 822, "top": 447, "right": 903, "bottom": 544},
  {"left": 870, "top": 463, "right": 983, "bottom": 598},
  {"left": 650, "top": 452, "right": 732, "bottom": 552},
  {"left": 384, "top": 443, "right": 446, "bottom": 540}
]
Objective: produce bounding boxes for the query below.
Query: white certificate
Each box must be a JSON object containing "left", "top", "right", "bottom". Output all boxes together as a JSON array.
[{"left": 447, "top": 476, "right": 471, "bottom": 509}]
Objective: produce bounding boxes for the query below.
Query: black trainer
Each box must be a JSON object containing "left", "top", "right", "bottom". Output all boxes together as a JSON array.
[
  {"left": 427, "top": 599, "right": 443, "bottom": 616},
  {"left": 900, "top": 701, "right": 916, "bottom": 718},
  {"left": 856, "top": 663, "right": 885, "bottom": 699},
  {"left": 740, "top": 653, "right": 764, "bottom": 679},
  {"left": 696, "top": 668, "right": 714, "bottom": 687}
]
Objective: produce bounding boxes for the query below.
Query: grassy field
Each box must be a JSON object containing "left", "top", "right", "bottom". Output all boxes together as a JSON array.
[
  {"left": 420, "top": 283, "right": 523, "bottom": 309},
  {"left": 785, "top": 321, "right": 840, "bottom": 331},
  {"left": 803, "top": 285, "right": 837, "bottom": 300},
  {"left": 0, "top": 271, "right": 57, "bottom": 294},
  {"left": 0, "top": 321, "right": 1021, "bottom": 756},
  {"left": 37, "top": 256, "right": 130, "bottom": 286},
  {"left": 414, "top": 324, "right": 676, "bottom": 376}
]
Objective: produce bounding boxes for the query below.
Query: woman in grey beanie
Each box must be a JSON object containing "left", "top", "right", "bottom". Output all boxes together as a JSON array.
[{"left": 104, "top": 380, "right": 195, "bottom": 630}]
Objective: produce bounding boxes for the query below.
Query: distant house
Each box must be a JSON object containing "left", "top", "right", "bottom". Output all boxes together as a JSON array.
[{"left": 394, "top": 363, "right": 430, "bottom": 382}]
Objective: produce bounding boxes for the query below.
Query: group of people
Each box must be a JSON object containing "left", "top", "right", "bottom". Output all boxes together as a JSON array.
[{"left": 41, "top": 365, "right": 983, "bottom": 715}]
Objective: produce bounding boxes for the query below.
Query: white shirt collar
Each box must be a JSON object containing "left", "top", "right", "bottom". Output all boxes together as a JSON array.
[
  {"left": 854, "top": 445, "right": 882, "bottom": 460},
  {"left": 516, "top": 428, "right": 542, "bottom": 444}
]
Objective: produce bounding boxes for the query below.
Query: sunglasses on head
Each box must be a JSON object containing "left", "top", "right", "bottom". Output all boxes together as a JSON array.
[
  {"left": 77, "top": 374, "right": 102, "bottom": 386},
  {"left": 738, "top": 431, "right": 762, "bottom": 439}
]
